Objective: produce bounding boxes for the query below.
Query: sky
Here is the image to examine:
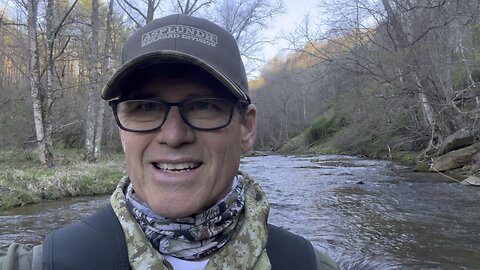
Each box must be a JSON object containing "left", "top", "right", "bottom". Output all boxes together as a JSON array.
[{"left": 262, "top": 0, "right": 320, "bottom": 61}]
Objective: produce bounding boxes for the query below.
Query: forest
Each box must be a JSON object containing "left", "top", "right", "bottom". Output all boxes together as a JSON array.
[
  {"left": 0, "top": 0, "right": 283, "bottom": 166},
  {"left": 253, "top": 0, "right": 480, "bottom": 175},
  {"left": 1, "top": 0, "right": 480, "bottom": 175}
]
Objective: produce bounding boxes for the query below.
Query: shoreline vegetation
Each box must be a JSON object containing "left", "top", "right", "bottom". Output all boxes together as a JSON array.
[{"left": 0, "top": 149, "right": 124, "bottom": 211}]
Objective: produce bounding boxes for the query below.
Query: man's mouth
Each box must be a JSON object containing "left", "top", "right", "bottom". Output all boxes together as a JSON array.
[{"left": 152, "top": 162, "right": 202, "bottom": 172}]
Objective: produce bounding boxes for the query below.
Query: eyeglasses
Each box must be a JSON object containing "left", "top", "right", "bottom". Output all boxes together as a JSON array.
[{"left": 109, "top": 97, "right": 250, "bottom": 132}]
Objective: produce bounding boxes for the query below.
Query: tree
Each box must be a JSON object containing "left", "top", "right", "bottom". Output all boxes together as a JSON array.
[
  {"left": 94, "top": 0, "right": 116, "bottom": 160},
  {"left": 43, "top": 0, "right": 57, "bottom": 167},
  {"left": 0, "top": 0, "right": 129, "bottom": 157},
  {"left": 286, "top": 0, "right": 480, "bottom": 155},
  {"left": 173, "top": 0, "right": 214, "bottom": 15},
  {"left": 210, "top": 0, "right": 284, "bottom": 73},
  {"left": 27, "top": 0, "right": 54, "bottom": 167},
  {"left": 85, "top": 0, "right": 100, "bottom": 161},
  {"left": 380, "top": 0, "right": 437, "bottom": 130},
  {"left": 117, "top": 0, "right": 162, "bottom": 26}
]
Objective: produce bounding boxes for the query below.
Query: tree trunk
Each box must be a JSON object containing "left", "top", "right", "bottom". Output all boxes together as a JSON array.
[
  {"left": 456, "top": 30, "right": 480, "bottom": 106},
  {"left": 43, "top": 0, "right": 56, "bottom": 167},
  {"left": 414, "top": 74, "right": 436, "bottom": 130},
  {"left": 147, "top": 0, "right": 155, "bottom": 22},
  {"left": 281, "top": 99, "right": 289, "bottom": 143},
  {"left": 302, "top": 89, "right": 307, "bottom": 126},
  {"left": 27, "top": 0, "right": 51, "bottom": 166},
  {"left": 85, "top": 0, "right": 100, "bottom": 162},
  {"left": 93, "top": 0, "right": 114, "bottom": 160},
  {"left": 381, "top": 0, "right": 409, "bottom": 48}
]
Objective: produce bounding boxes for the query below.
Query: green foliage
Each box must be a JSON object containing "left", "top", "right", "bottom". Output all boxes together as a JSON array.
[
  {"left": 309, "top": 141, "right": 340, "bottom": 154},
  {"left": 73, "top": 167, "right": 123, "bottom": 195},
  {"left": 277, "top": 90, "right": 427, "bottom": 160},
  {"left": 330, "top": 108, "right": 426, "bottom": 159},
  {"left": 305, "top": 114, "right": 345, "bottom": 144},
  {"left": 452, "top": 68, "right": 480, "bottom": 91},
  {"left": 277, "top": 133, "right": 308, "bottom": 153}
]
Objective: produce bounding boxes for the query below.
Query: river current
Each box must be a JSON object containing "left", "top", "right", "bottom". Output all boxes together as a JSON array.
[{"left": 1, "top": 155, "right": 479, "bottom": 269}]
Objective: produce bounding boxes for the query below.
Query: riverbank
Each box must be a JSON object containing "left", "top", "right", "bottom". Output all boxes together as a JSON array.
[
  {"left": 277, "top": 133, "right": 419, "bottom": 163},
  {"left": 276, "top": 132, "right": 478, "bottom": 181},
  {"left": 0, "top": 149, "right": 124, "bottom": 210}
]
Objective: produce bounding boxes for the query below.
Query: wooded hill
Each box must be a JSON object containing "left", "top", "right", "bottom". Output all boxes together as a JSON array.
[{"left": 252, "top": 0, "right": 480, "bottom": 174}]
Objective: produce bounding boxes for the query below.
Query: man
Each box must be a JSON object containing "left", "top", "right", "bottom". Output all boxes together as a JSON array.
[{"left": 1, "top": 14, "right": 338, "bottom": 270}]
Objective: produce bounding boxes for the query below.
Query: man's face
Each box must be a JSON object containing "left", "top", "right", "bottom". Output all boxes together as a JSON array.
[{"left": 119, "top": 73, "right": 256, "bottom": 218}]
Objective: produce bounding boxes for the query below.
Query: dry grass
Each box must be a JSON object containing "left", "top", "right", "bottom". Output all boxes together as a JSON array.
[{"left": 0, "top": 149, "right": 125, "bottom": 210}]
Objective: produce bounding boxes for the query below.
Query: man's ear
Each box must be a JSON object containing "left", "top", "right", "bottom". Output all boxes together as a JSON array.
[{"left": 240, "top": 104, "right": 257, "bottom": 152}]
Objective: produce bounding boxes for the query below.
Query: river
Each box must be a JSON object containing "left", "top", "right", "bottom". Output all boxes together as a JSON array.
[{"left": 1, "top": 155, "right": 479, "bottom": 269}]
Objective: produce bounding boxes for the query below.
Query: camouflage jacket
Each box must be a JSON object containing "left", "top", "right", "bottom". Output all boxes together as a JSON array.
[{"left": 110, "top": 174, "right": 272, "bottom": 270}]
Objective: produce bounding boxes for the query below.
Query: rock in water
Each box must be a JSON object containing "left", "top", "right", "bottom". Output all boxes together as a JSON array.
[
  {"left": 436, "top": 128, "right": 475, "bottom": 156},
  {"left": 460, "top": 176, "right": 480, "bottom": 186},
  {"left": 414, "top": 160, "right": 430, "bottom": 172},
  {"left": 431, "top": 143, "right": 480, "bottom": 171}
]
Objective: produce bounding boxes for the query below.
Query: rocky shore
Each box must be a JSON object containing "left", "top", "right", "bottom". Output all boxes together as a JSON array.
[{"left": 414, "top": 128, "right": 480, "bottom": 186}]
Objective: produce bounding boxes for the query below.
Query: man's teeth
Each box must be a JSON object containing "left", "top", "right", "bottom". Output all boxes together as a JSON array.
[{"left": 153, "top": 162, "right": 200, "bottom": 171}]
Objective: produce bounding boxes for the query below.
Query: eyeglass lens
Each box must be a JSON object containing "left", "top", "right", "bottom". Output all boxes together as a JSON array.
[{"left": 115, "top": 98, "right": 235, "bottom": 131}]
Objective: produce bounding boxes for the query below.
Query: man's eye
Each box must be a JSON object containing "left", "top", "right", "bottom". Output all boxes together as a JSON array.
[
  {"left": 192, "top": 101, "right": 212, "bottom": 111},
  {"left": 138, "top": 101, "right": 160, "bottom": 111}
]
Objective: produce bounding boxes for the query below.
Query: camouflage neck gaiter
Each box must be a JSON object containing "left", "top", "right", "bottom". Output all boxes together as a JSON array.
[{"left": 125, "top": 175, "right": 245, "bottom": 261}]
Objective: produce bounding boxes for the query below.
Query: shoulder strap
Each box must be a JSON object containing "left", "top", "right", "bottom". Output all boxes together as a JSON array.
[
  {"left": 266, "top": 224, "right": 317, "bottom": 270},
  {"left": 31, "top": 245, "right": 43, "bottom": 270},
  {"left": 42, "top": 204, "right": 130, "bottom": 270}
]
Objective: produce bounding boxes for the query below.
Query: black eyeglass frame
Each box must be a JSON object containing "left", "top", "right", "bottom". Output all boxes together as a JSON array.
[{"left": 109, "top": 96, "right": 251, "bottom": 133}]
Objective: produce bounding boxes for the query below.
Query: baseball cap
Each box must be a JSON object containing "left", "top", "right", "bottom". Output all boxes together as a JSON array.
[{"left": 101, "top": 14, "right": 249, "bottom": 101}]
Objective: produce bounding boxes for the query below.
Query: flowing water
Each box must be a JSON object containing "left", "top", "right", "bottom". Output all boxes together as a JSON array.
[{"left": 1, "top": 155, "right": 479, "bottom": 269}]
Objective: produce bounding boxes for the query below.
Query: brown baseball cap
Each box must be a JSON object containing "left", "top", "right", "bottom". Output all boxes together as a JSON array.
[{"left": 101, "top": 14, "right": 249, "bottom": 101}]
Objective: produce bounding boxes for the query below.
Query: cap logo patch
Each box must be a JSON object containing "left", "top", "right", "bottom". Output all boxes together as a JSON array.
[{"left": 141, "top": 25, "right": 218, "bottom": 48}]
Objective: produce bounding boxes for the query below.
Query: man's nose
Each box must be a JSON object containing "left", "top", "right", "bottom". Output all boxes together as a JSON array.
[{"left": 154, "top": 107, "right": 195, "bottom": 147}]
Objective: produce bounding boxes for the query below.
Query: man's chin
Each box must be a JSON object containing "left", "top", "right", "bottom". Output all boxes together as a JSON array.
[{"left": 141, "top": 189, "right": 205, "bottom": 218}]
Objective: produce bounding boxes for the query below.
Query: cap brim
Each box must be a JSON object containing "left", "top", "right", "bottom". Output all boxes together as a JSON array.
[{"left": 101, "top": 51, "right": 248, "bottom": 101}]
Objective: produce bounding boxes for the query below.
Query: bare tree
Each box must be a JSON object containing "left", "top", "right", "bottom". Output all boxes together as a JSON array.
[
  {"left": 117, "top": 0, "right": 162, "bottom": 26},
  {"left": 85, "top": 0, "right": 101, "bottom": 162},
  {"left": 210, "top": 0, "right": 284, "bottom": 72},
  {"left": 380, "top": 0, "right": 437, "bottom": 131},
  {"left": 285, "top": 0, "right": 480, "bottom": 154},
  {"left": 173, "top": 0, "right": 214, "bottom": 15},
  {"left": 93, "top": 0, "right": 116, "bottom": 160},
  {"left": 43, "top": 0, "right": 57, "bottom": 167},
  {"left": 0, "top": 0, "right": 126, "bottom": 155},
  {"left": 27, "top": 0, "right": 54, "bottom": 166}
]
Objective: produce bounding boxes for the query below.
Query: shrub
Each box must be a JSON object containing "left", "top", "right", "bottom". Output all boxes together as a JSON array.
[{"left": 305, "top": 114, "right": 343, "bottom": 144}]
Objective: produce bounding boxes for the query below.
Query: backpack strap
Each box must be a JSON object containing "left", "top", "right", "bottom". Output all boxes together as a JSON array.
[
  {"left": 266, "top": 224, "right": 317, "bottom": 270},
  {"left": 31, "top": 245, "right": 43, "bottom": 270},
  {"left": 40, "top": 203, "right": 317, "bottom": 270},
  {"left": 42, "top": 204, "right": 130, "bottom": 270}
]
